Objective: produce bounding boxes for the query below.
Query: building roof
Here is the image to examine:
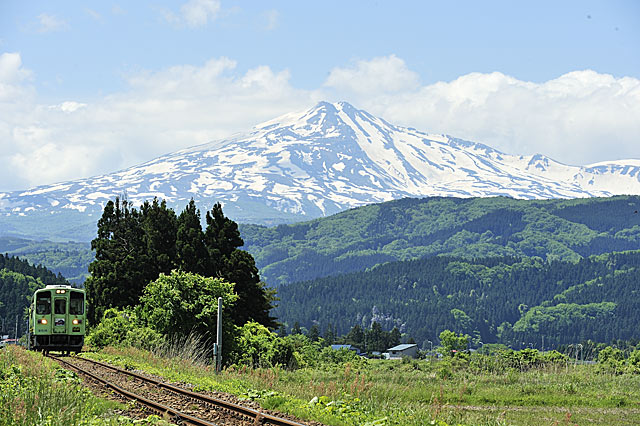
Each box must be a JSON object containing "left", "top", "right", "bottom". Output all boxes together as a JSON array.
[
  {"left": 331, "top": 345, "right": 352, "bottom": 350},
  {"left": 387, "top": 343, "right": 418, "bottom": 351}
]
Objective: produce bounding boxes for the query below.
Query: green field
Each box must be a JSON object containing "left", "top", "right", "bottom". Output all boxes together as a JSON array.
[{"left": 81, "top": 347, "right": 640, "bottom": 426}]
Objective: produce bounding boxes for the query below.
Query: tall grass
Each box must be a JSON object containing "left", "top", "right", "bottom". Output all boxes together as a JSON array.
[
  {"left": 0, "top": 346, "right": 131, "bottom": 425},
  {"left": 151, "top": 331, "right": 212, "bottom": 366}
]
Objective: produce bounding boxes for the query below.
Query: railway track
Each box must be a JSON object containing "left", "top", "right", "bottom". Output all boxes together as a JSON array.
[{"left": 47, "top": 354, "right": 311, "bottom": 426}]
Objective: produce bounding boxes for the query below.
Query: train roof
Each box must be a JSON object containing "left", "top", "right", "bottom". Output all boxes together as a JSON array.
[{"left": 36, "top": 285, "right": 83, "bottom": 292}]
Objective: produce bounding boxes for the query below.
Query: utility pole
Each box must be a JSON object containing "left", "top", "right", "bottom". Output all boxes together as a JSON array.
[
  {"left": 14, "top": 315, "right": 18, "bottom": 341},
  {"left": 216, "top": 297, "right": 223, "bottom": 373},
  {"left": 26, "top": 314, "right": 30, "bottom": 350}
]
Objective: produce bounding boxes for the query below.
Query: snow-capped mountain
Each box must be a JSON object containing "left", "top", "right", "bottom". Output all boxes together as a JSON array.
[{"left": 1, "top": 101, "right": 640, "bottom": 241}]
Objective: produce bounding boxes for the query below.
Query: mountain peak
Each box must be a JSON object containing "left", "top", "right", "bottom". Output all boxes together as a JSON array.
[
  {"left": 255, "top": 101, "right": 372, "bottom": 138},
  {"left": 1, "top": 102, "right": 639, "bottom": 241}
]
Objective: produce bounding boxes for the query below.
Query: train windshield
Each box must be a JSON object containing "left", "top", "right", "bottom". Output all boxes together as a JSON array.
[
  {"left": 55, "top": 299, "right": 66, "bottom": 315},
  {"left": 36, "top": 293, "right": 51, "bottom": 315},
  {"left": 70, "top": 292, "right": 84, "bottom": 315}
]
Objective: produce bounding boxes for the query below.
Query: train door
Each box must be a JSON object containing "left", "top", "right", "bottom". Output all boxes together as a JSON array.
[{"left": 53, "top": 298, "right": 67, "bottom": 334}]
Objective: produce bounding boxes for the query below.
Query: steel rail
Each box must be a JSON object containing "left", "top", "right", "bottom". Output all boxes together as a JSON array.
[
  {"left": 49, "top": 355, "right": 219, "bottom": 426},
  {"left": 53, "top": 354, "right": 308, "bottom": 426}
]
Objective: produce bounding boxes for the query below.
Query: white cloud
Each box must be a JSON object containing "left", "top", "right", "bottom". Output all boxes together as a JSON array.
[
  {"left": 163, "top": 0, "right": 221, "bottom": 28},
  {"left": 324, "top": 56, "right": 640, "bottom": 166},
  {"left": 0, "top": 52, "right": 32, "bottom": 93},
  {"left": 264, "top": 9, "right": 279, "bottom": 31},
  {"left": 85, "top": 8, "right": 102, "bottom": 21},
  {"left": 0, "top": 52, "right": 638, "bottom": 192},
  {"left": 49, "top": 101, "right": 87, "bottom": 113},
  {"left": 0, "top": 53, "right": 318, "bottom": 191},
  {"left": 111, "top": 5, "right": 125, "bottom": 16},
  {"left": 324, "top": 55, "right": 421, "bottom": 97},
  {"left": 35, "top": 13, "right": 69, "bottom": 33}
]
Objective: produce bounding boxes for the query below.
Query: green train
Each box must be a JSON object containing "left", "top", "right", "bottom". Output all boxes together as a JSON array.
[{"left": 28, "top": 285, "right": 86, "bottom": 354}]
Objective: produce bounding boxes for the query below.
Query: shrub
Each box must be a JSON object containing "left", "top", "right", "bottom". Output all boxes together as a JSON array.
[
  {"left": 231, "top": 322, "right": 298, "bottom": 369},
  {"left": 318, "top": 346, "right": 360, "bottom": 365},
  {"left": 86, "top": 308, "right": 164, "bottom": 350},
  {"left": 626, "top": 349, "right": 640, "bottom": 374},
  {"left": 439, "top": 330, "right": 469, "bottom": 357}
]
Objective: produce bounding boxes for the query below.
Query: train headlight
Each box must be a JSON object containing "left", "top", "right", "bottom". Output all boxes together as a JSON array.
[
  {"left": 39, "top": 318, "right": 48, "bottom": 325},
  {"left": 72, "top": 319, "right": 80, "bottom": 325}
]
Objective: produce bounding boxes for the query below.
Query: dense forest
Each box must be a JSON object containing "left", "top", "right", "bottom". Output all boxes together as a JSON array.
[
  {"left": 0, "top": 237, "right": 92, "bottom": 284},
  {"left": 241, "top": 195, "right": 640, "bottom": 286},
  {"left": 274, "top": 250, "right": 640, "bottom": 350},
  {"left": 0, "top": 253, "right": 69, "bottom": 337}
]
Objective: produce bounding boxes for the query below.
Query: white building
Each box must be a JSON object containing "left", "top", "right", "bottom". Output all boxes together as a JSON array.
[{"left": 387, "top": 343, "right": 418, "bottom": 359}]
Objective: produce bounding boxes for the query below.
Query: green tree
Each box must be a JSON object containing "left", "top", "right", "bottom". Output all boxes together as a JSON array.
[
  {"left": 176, "top": 199, "right": 208, "bottom": 275},
  {"left": 204, "top": 202, "right": 276, "bottom": 329},
  {"left": 291, "top": 322, "right": 302, "bottom": 335},
  {"left": 140, "top": 198, "right": 178, "bottom": 276},
  {"left": 345, "top": 324, "right": 364, "bottom": 348},
  {"left": 231, "top": 321, "right": 296, "bottom": 368},
  {"left": 439, "top": 329, "right": 469, "bottom": 356},
  {"left": 86, "top": 198, "right": 151, "bottom": 324},
  {"left": 367, "top": 322, "right": 385, "bottom": 352},
  {"left": 323, "top": 324, "right": 335, "bottom": 346},
  {"left": 86, "top": 308, "right": 164, "bottom": 350},
  {"left": 307, "top": 324, "right": 320, "bottom": 342},
  {"left": 388, "top": 326, "right": 401, "bottom": 348},
  {"left": 139, "top": 270, "right": 237, "bottom": 339},
  {"left": 223, "top": 249, "right": 277, "bottom": 328},
  {"left": 204, "top": 202, "right": 244, "bottom": 276}
]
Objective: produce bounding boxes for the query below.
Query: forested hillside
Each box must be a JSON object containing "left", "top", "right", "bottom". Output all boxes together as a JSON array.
[
  {"left": 0, "top": 237, "right": 92, "bottom": 284},
  {"left": 0, "top": 254, "right": 69, "bottom": 337},
  {"left": 4, "top": 196, "right": 639, "bottom": 289},
  {"left": 275, "top": 251, "right": 640, "bottom": 350},
  {"left": 241, "top": 196, "right": 640, "bottom": 286}
]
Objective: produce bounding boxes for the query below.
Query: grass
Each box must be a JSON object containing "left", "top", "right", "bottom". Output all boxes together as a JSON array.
[
  {"left": 0, "top": 345, "right": 172, "bottom": 425},
  {"left": 81, "top": 347, "right": 640, "bottom": 425}
]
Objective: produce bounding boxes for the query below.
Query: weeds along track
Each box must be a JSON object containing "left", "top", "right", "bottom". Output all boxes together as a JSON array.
[{"left": 47, "top": 354, "right": 310, "bottom": 426}]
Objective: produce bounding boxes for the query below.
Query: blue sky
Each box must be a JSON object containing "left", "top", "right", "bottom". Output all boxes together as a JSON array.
[{"left": 0, "top": 1, "right": 639, "bottom": 191}]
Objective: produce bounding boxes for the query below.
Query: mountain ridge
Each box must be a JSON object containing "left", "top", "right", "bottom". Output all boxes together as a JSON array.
[{"left": 1, "top": 101, "right": 639, "bottom": 241}]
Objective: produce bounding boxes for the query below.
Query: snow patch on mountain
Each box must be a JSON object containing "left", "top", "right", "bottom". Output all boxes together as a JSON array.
[{"left": 1, "top": 101, "right": 639, "bottom": 236}]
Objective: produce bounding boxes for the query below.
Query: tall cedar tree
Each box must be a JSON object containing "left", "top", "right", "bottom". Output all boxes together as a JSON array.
[
  {"left": 223, "top": 249, "right": 277, "bottom": 328},
  {"left": 86, "top": 198, "right": 153, "bottom": 324},
  {"left": 205, "top": 203, "right": 277, "bottom": 328},
  {"left": 204, "top": 203, "right": 244, "bottom": 274},
  {"left": 176, "top": 200, "right": 208, "bottom": 275},
  {"left": 140, "top": 198, "right": 178, "bottom": 276}
]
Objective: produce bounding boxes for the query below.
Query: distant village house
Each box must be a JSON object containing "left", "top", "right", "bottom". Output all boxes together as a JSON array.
[{"left": 387, "top": 343, "right": 418, "bottom": 359}]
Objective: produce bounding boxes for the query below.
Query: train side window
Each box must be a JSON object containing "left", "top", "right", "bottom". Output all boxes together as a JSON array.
[
  {"left": 70, "top": 292, "right": 84, "bottom": 315},
  {"left": 55, "top": 299, "right": 66, "bottom": 315},
  {"left": 36, "top": 293, "right": 51, "bottom": 315}
]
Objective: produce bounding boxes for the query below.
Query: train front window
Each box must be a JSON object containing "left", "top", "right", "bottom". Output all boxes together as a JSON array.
[
  {"left": 70, "top": 292, "right": 84, "bottom": 315},
  {"left": 55, "top": 299, "right": 66, "bottom": 315},
  {"left": 36, "top": 293, "right": 51, "bottom": 315}
]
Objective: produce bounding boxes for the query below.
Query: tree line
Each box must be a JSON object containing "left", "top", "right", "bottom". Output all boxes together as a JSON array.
[
  {"left": 275, "top": 250, "right": 640, "bottom": 350},
  {"left": 289, "top": 322, "right": 403, "bottom": 353},
  {"left": 241, "top": 195, "right": 640, "bottom": 286},
  {"left": 0, "top": 253, "right": 69, "bottom": 336},
  {"left": 85, "top": 197, "right": 277, "bottom": 330}
]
